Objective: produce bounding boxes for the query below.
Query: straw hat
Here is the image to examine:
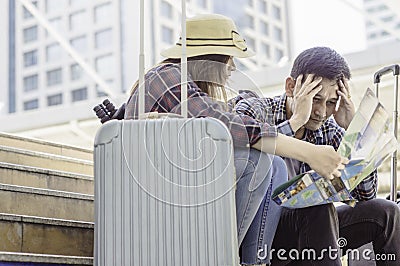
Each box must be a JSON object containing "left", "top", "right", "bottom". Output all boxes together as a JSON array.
[{"left": 161, "top": 14, "right": 255, "bottom": 58}]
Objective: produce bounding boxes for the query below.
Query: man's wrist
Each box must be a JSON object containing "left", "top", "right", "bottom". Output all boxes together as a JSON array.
[{"left": 289, "top": 117, "right": 303, "bottom": 133}]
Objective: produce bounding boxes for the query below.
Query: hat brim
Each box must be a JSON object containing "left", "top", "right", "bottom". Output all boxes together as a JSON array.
[{"left": 161, "top": 45, "right": 255, "bottom": 59}]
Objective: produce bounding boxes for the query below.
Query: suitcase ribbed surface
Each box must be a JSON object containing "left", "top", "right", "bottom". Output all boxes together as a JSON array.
[{"left": 94, "top": 118, "right": 238, "bottom": 265}]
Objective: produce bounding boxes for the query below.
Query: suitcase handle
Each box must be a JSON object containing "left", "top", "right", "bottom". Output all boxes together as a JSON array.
[
  {"left": 373, "top": 64, "right": 399, "bottom": 202},
  {"left": 373, "top": 64, "right": 399, "bottom": 84}
]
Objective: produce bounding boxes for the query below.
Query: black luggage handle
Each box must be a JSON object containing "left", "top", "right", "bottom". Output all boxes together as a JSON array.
[
  {"left": 373, "top": 64, "right": 399, "bottom": 202},
  {"left": 373, "top": 64, "right": 400, "bottom": 84}
]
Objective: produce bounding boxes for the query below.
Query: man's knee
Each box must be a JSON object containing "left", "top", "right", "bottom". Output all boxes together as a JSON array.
[
  {"left": 360, "top": 198, "right": 400, "bottom": 218},
  {"left": 355, "top": 198, "right": 400, "bottom": 231},
  {"left": 373, "top": 198, "right": 400, "bottom": 222}
]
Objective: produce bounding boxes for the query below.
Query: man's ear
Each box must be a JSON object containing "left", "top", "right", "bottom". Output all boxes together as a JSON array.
[{"left": 285, "top": 77, "right": 295, "bottom": 97}]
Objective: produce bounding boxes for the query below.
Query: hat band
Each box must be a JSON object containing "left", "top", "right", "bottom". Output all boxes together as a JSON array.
[
  {"left": 176, "top": 42, "right": 247, "bottom": 52},
  {"left": 179, "top": 37, "right": 233, "bottom": 41},
  {"left": 176, "top": 31, "right": 248, "bottom": 52}
]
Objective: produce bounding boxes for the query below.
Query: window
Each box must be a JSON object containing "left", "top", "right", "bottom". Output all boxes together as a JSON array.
[
  {"left": 197, "top": 0, "right": 207, "bottom": 8},
  {"left": 377, "top": 5, "right": 389, "bottom": 11},
  {"left": 24, "top": 99, "right": 39, "bottom": 110},
  {"left": 261, "top": 43, "right": 270, "bottom": 58},
  {"left": 245, "top": 15, "right": 254, "bottom": 29},
  {"left": 70, "top": 63, "right": 82, "bottom": 80},
  {"left": 46, "top": 17, "right": 63, "bottom": 36},
  {"left": 258, "top": 0, "right": 267, "bottom": 14},
  {"left": 366, "top": 21, "right": 374, "bottom": 27},
  {"left": 47, "top": 68, "right": 62, "bottom": 86},
  {"left": 47, "top": 93, "right": 63, "bottom": 106},
  {"left": 94, "top": 3, "right": 112, "bottom": 24},
  {"left": 46, "top": 0, "right": 66, "bottom": 13},
  {"left": 23, "top": 1, "right": 38, "bottom": 19},
  {"left": 260, "top": 21, "right": 269, "bottom": 36},
  {"left": 70, "top": 0, "right": 85, "bottom": 7},
  {"left": 95, "top": 29, "right": 112, "bottom": 49},
  {"left": 367, "top": 5, "right": 388, "bottom": 12},
  {"left": 245, "top": 36, "right": 255, "bottom": 51},
  {"left": 161, "top": 1, "right": 172, "bottom": 18},
  {"left": 95, "top": 54, "right": 114, "bottom": 77},
  {"left": 69, "top": 10, "right": 86, "bottom": 30},
  {"left": 96, "top": 80, "right": 113, "bottom": 97},
  {"left": 23, "top": 26, "right": 38, "bottom": 43},
  {"left": 72, "top": 87, "right": 88, "bottom": 102},
  {"left": 96, "top": 87, "right": 108, "bottom": 97},
  {"left": 161, "top": 26, "right": 173, "bottom": 44},
  {"left": 248, "top": 0, "right": 253, "bottom": 7},
  {"left": 272, "top": 5, "right": 281, "bottom": 20},
  {"left": 46, "top": 43, "right": 62, "bottom": 62},
  {"left": 275, "top": 48, "right": 284, "bottom": 62},
  {"left": 273, "top": 26, "right": 283, "bottom": 42},
  {"left": 24, "top": 50, "right": 38, "bottom": 67},
  {"left": 23, "top": 74, "right": 38, "bottom": 92},
  {"left": 71, "top": 35, "right": 87, "bottom": 52},
  {"left": 382, "top": 16, "right": 394, "bottom": 22}
]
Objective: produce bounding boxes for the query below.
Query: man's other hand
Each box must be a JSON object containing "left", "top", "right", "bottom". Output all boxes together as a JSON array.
[{"left": 333, "top": 78, "right": 355, "bottom": 129}]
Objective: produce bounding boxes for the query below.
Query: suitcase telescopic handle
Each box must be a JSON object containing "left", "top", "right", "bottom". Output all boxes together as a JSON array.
[
  {"left": 373, "top": 64, "right": 399, "bottom": 202},
  {"left": 373, "top": 64, "right": 400, "bottom": 84}
]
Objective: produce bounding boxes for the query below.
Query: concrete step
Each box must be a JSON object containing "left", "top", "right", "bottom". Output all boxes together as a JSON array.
[
  {"left": 0, "top": 132, "right": 93, "bottom": 161},
  {"left": 0, "top": 162, "right": 93, "bottom": 195},
  {"left": 0, "top": 146, "right": 93, "bottom": 176},
  {"left": 0, "top": 183, "right": 94, "bottom": 222},
  {"left": 0, "top": 213, "right": 93, "bottom": 257},
  {"left": 0, "top": 252, "right": 93, "bottom": 265}
]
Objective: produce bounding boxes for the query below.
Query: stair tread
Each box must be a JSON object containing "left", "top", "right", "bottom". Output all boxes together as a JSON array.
[
  {"left": 0, "top": 145, "right": 93, "bottom": 165},
  {"left": 0, "top": 251, "right": 93, "bottom": 265},
  {"left": 0, "top": 212, "right": 94, "bottom": 228},
  {"left": 0, "top": 132, "right": 92, "bottom": 153},
  {"left": 0, "top": 183, "right": 93, "bottom": 200},
  {"left": 0, "top": 162, "right": 93, "bottom": 180}
]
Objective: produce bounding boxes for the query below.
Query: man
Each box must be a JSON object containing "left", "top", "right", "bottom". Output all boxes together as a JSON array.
[{"left": 234, "top": 47, "right": 400, "bottom": 265}]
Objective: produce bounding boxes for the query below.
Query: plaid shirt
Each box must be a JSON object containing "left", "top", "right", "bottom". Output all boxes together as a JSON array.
[
  {"left": 124, "top": 63, "right": 278, "bottom": 147},
  {"left": 234, "top": 92, "right": 377, "bottom": 201}
]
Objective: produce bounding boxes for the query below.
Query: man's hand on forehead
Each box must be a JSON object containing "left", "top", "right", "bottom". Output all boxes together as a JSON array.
[
  {"left": 288, "top": 74, "right": 323, "bottom": 133},
  {"left": 333, "top": 77, "right": 355, "bottom": 129}
]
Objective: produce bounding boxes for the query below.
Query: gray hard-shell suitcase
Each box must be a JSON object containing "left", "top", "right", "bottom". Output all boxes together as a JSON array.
[
  {"left": 373, "top": 64, "right": 399, "bottom": 202},
  {"left": 94, "top": 117, "right": 239, "bottom": 265},
  {"left": 95, "top": 0, "right": 240, "bottom": 264}
]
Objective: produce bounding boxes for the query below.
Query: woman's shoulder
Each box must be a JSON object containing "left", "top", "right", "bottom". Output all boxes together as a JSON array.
[
  {"left": 144, "top": 62, "right": 181, "bottom": 81},
  {"left": 152, "top": 62, "right": 180, "bottom": 73}
]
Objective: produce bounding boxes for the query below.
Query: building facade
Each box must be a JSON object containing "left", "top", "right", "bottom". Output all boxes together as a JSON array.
[
  {"left": 363, "top": 0, "right": 400, "bottom": 47},
  {"left": 3, "top": 0, "right": 290, "bottom": 120}
]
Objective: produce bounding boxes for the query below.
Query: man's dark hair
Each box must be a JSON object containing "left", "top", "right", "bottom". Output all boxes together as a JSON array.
[{"left": 290, "top": 47, "right": 351, "bottom": 81}]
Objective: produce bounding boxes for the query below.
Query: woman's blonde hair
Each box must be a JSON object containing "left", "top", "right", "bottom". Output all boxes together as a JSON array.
[{"left": 130, "top": 54, "right": 231, "bottom": 104}]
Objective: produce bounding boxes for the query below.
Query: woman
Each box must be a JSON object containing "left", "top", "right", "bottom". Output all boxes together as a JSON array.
[{"left": 124, "top": 14, "right": 348, "bottom": 265}]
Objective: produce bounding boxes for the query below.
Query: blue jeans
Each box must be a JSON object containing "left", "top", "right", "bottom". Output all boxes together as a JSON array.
[{"left": 234, "top": 148, "right": 288, "bottom": 265}]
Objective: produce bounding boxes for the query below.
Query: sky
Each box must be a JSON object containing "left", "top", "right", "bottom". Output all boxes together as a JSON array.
[{"left": 288, "top": 0, "right": 367, "bottom": 57}]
